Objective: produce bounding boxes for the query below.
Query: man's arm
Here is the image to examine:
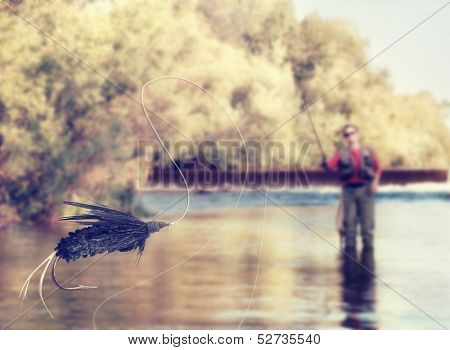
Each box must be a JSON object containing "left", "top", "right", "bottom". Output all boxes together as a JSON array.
[
  {"left": 327, "top": 152, "right": 340, "bottom": 171},
  {"left": 323, "top": 151, "right": 340, "bottom": 172}
]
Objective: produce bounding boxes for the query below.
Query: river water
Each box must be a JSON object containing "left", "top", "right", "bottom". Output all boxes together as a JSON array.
[{"left": 1, "top": 186, "right": 449, "bottom": 329}]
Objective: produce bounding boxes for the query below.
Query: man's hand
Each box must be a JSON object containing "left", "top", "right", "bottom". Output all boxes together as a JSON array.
[
  {"left": 370, "top": 180, "right": 378, "bottom": 194},
  {"left": 370, "top": 173, "right": 381, "bottom": 194}
]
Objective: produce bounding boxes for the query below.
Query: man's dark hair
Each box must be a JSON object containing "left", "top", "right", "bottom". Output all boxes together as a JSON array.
[{"left": 342, "top": 123, "right": 358, "bottom": 136}]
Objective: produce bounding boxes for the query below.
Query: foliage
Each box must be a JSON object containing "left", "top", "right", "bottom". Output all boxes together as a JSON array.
[{"left": 0, "top": 0, "right": 448, "bottom": 222}]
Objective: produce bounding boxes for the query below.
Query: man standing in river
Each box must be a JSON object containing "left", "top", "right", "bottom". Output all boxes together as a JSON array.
[{"left": 322, "top": 124, "right": 382, "bottom": 249}]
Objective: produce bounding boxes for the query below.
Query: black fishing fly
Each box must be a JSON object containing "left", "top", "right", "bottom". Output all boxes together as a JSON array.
[{"left": 19, "top": 201, "right": 170, "bottom": 317}]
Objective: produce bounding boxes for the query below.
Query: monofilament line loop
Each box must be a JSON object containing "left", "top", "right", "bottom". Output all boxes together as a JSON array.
[
  {"left": 140, "top": 77, "right": 190, "bottom": 227},
  {"left": 93, "top": 77, "right": 249, "bottom": 329},
  {"left": 140, "top": 76, "right": 248, "bottom": 227}
]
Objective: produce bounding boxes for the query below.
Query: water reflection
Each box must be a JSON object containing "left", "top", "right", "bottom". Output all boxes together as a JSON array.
[
  {"left": 340, "top": 246, "right": 376, "bottom": 329},
  {"left": 1, "top": 197, "right": 450, "bottom": 329}
]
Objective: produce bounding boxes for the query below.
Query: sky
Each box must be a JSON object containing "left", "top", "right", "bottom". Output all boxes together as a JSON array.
[{"left": 292, "top": 0, "right": 449, "bottom": 102}]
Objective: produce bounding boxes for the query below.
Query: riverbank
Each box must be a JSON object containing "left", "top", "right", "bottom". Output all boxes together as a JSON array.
[{"left": 147, "top": 168, "right": 449, "bottom": 189}]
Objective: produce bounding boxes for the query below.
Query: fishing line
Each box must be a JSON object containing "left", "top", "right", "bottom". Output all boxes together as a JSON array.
[
  {"left": 18, "top": 75, "right": 224, "bottom": 324},
  {"left": 3, "top": 0, "right": 259, "bottom": 327},
  {"left": 305, "top": 108, "right": 326, "bottom": 161},
  {"left": 140, "top": 76, "right": 250, "bottom": 226},
  {"left": 92, "top": 76, "right": 250, "bottom": 329},
  {"left": 237, "top": 188, "right": 268, "bottom": 329},
  {"left": 140, "top": 77, "right": 190, "bottom": 227},
  {"left": 236, "top": 151, "right": 274, "bottom": 329},
  {"left": 3, "top": 254, "right": 107, "bottom": 329},
  {"left": 6, "top": 191, "right": 191, "bottom": 328}
]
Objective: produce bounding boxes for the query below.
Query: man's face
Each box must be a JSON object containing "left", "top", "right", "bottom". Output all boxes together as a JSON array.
[{"left": 343, "top": 127, "right": 358, "bottom": 146}]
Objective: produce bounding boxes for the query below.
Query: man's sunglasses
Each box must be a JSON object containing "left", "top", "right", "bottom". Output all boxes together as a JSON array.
[{"left": 343, "top": 130, "right": 356, "bottom": 138}]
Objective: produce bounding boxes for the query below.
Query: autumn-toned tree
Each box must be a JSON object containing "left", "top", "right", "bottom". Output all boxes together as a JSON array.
[{"left": 0, "top": 0, "right": 448, "bottom": 222}]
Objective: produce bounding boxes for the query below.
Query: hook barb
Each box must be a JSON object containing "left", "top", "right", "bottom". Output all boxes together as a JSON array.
[{"left": 52, "top": 257, "right": 97, "bottom": 290}]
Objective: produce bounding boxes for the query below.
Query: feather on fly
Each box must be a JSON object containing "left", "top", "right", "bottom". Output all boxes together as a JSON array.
[{"left": 19, "top": 201, "right": 170, "bottom": 317}]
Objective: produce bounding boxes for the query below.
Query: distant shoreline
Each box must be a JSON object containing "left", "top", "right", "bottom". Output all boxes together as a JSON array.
[{"left": 146, "top": 168, "right": 449, "bottom": 189}]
